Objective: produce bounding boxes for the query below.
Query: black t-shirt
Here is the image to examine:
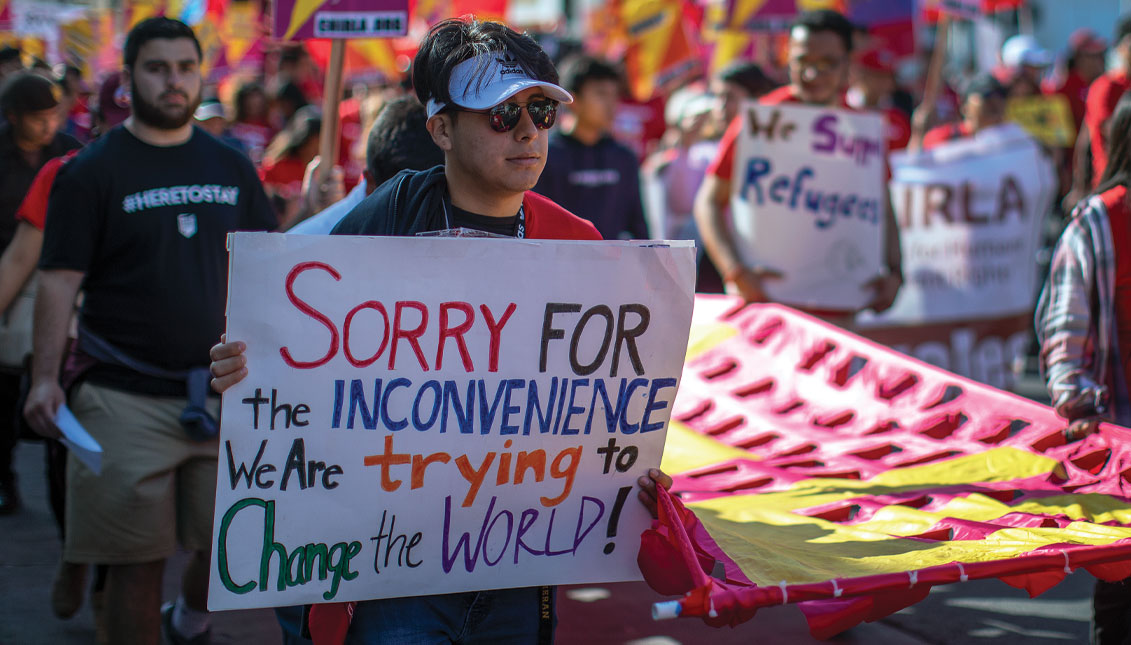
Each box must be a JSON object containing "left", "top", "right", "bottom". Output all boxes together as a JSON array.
[
  {"left": 40, "top": 125, "right": 276, "bottom": 394},
  {"left": 449, "top": 204, "right": 519, "bottom": 237}
]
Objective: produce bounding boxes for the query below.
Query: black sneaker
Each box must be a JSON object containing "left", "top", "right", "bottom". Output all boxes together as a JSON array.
[
  {"left": 161, "top": 602, "right": 211, "bottom": 645},
  {"left": 0, "top": 478, "right": 20, "bottom": 515}
]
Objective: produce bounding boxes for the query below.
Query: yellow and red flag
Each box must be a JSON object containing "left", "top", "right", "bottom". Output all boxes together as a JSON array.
[
  {"left": 643, "top": 296, "right": 1131, "bottom": 637},
  {"left": 619, "top": 0, "right": 703, "bottom": 101}
]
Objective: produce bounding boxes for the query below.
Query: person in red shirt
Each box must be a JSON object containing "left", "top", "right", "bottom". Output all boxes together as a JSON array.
[
  {"left": 1038, "top": 90, "right": 1131, "bottom": 645},
  {"left": 693, "top": 9, "right": 902, "bottom": 326},
  {"left": 1044, "top": 29, "right": 1108, "bottom": 132},
  {"left": 260, "top": 105, "right": 321, "bottom": 226},
  {"left": 1085, "top": 16, "right": 1131, "bottom": 186},
  {"left": 849, "top": 47, "right": 911, "bottom": 152},
  {"left": 921, "top": 73, "right": 1007, "bottom": 151}
]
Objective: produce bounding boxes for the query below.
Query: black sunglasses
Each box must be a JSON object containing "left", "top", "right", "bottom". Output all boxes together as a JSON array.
[{"left": 453, "top": 98, "right": 559, "bottom": 133}]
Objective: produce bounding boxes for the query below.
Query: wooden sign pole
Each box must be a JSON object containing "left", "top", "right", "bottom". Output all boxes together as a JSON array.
[{"left": 317, "top": 38, "right": 346, "bottom": 186}]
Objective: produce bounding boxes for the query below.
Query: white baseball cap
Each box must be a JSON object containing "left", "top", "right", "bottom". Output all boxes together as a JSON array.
[
  {"left": 1002, "top": 34, "right": 1053, "bottom": 69},
  {"left": 426, "top": 50, "right": 573, "bottom": 118}
]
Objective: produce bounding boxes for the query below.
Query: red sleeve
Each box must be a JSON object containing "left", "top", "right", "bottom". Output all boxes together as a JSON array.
[
  {"left": 16, "top": 155, "right": 70, "bottom": 231},
  {"left": 523, "top": 191, "right": 603, "bottom": 240},
  {"left": 707, "top": 116, "right": 742, "bottom": 181},
  {"left": 920, "top": 124, "right": 954, "bottom": 151}
]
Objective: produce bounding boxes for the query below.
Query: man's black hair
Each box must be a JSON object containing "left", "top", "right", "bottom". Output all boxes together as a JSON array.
[
  {"left": 717, "top": 61, "right": 777, "bottom": 98},
  {"left": 558, "top": 55, "right": 621, "bottom": 95},
  {"left": 366, "top": 97, "right": 444, "bottom": 186},
  {"left": 123, "top": 17, "right": 202, "bottom": 68},
  {"left": 1117, "top": 15, "right": 1131, "bottom": 48},
  {"left": 412, "top": 18, "right": 558, "bottom": 109},
  {"left": 791, "top": 10, "right": 855, "bottom": 53}
]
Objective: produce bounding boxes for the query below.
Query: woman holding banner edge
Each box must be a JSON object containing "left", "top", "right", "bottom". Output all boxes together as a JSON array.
[
  {"left": 1037, "top": 90, "right": 1131, "bottom": 644},
  {"left": 209, "top": 17, "right": 673, "bottom": 645}
]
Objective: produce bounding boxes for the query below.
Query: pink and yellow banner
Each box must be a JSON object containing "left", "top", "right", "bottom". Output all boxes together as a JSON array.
[{"left": 640, "top": 297, "right": 1131, "bottom": 637}]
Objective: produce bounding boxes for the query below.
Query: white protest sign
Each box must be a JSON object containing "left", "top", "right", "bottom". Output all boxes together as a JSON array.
[
  {"left": 730, "top": 102, "right": 887, "bottom": 310},
  {"left": 857, "top": 124, "right": 1055, "bottom": 388},
  {"left": 209, "top": 233, "right": 696, "bottom": 611},
  {"left": 11, "top": 0, "right": 87, "bottom": 60}
]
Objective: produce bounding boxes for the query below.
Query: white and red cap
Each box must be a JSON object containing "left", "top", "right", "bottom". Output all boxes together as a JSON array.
[{"left": 425, "top": 50, "right": 573, "bottom": 119}]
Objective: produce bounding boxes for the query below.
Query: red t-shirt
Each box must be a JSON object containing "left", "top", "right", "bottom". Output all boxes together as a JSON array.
[
  {"left": 15, "top": 152, "right": 78, "bottom": 231},
  {"left": 921, "top": 121, "right": 973, "bottom": 151},
  {"left": 259, "top": 156, "right": 308, "bottom": 201},
  {"left": 523, "top": 190, "right": 602, "bottom": 241},
  {"left": 884, "top": 107, "right": 911, "bottom": 152},
  {"left": 1086, "top": 71, "right": 1131, "bottom": 185},
  {"left": 1102, "top": 185, "right": 1131, "bottom": 389},
  {"left": 707, "top": 86, "right": 854, "bottom": 181}
]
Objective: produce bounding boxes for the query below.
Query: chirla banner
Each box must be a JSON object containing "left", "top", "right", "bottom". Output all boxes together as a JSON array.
[
  {"left": 273, "top": 0, "right": 408, "bottom": 40},
  {"left": 208, "top": 233, "right": 696, "bottom": 611},
  {"left": 858, "top": 124, "right": 1056, "bottom": 388},
  {"left": 729, "top": 102, "right": 888, "bottom": 311}
]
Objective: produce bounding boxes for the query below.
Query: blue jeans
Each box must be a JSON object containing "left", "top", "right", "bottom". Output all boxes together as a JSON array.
[{"left": 345, "top": 586, "right": 554, "bottom": 645}]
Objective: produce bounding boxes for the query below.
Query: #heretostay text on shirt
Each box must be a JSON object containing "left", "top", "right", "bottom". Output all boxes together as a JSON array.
[{"left": 122, "top": 184, "right": 241, "bottom": 213}]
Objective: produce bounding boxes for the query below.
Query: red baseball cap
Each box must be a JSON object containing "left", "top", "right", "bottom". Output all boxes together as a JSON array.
[
  {"left": 857, "top": 48, "right": 896, "bottom": 74},
  {"left": 1069, "top": 28, "right": 1107, "bottom": 55}
]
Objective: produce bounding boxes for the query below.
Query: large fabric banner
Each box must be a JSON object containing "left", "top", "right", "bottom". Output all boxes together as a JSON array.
[
  {"left": 208, "top": 233, "right": 696, "bottom": 610},
  {"left": 858, "top": 124, "right": 1055, "bottom": 389},
  {"left": 730, "top": 103, "right": 888, "bottom": 311}
]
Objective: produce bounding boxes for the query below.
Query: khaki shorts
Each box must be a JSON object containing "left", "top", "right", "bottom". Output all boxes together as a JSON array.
[{"left": 64, "top": 382, "right": 220, "bottom": 564}]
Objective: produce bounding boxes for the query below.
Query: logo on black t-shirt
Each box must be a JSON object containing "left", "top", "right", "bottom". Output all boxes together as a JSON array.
[{"left": 177, "top": 213, "right": 198, "bottom": 238}]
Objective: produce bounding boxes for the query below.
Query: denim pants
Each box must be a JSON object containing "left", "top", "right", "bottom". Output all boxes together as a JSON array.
[{"left": 345, "top": 586, "right": 554, "bottom": 645}]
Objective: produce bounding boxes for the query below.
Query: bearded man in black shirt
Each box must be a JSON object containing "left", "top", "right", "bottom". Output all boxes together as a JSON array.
[{"left": 25, "top": 18, "right": 275, "bottom": 645}]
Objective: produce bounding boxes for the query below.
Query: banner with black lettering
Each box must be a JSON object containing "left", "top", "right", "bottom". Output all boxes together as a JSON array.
[
  {"left": 857, "top": 124, "right": 1056, "bottom": 389},
  {"left": 208, "top": 233, "right": 696, "bottom": 610},
  {"left": 729, "top": 102, "right": 888, "bottom": 310}
]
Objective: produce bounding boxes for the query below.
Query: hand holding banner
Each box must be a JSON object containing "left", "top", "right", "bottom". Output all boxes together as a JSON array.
[{"left": 208, "top": 234, "right": 696, "bottom": 611}]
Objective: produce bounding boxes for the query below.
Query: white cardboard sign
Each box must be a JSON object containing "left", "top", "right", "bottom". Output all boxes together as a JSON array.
[
  {"left": 864, "top": 124, "right": 1054, "bottom": 325},
  {"left": 856, "top": 124, "right": 1055, "bottom": 389},
  {"left": 208, "top": 233, "right": 696, "bottom": 610},
  {"left": 730, "top": 103, "right": 887, "bottom": 310}
]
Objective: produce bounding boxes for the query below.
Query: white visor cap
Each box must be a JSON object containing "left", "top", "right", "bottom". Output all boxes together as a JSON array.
[{"left": 426, "top": 50, "right": 573, "bottom": 118}]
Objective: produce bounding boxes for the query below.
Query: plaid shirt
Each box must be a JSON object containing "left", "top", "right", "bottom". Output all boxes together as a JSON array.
[{"left": 1036, "top": 191, "right": 1131, "bottom": 425}]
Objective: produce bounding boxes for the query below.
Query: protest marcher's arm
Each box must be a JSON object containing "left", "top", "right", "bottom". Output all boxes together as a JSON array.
[
  {"left": 210, "top": 335, "right": 248, "bottom": 393},
  {"left": 286, "top": 156, "right": 346, "bottom": 231},
  {"left": 24, "top": 269, "right": 83, "bottom": 438},
  {"left": 1036, "top": 214, "right": 1106, "bottom": 442},
  {"left": 694, "top": 174, "right": 780, "bottom": 302},
  {"left": 865, "top": 196, "right": 904, "bottom": 313},
  {"left": 909, "top": 16, "right": 950, "bottom": 153},
  {"left": 0, "top": 222, "right": 42, "bottom": 315}
]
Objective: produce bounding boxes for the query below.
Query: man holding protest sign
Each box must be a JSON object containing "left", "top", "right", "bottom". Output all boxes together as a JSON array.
[
  {"left": 210, "top": 18, "right": 675, "bottom": 644},
  {"left": 24, "top": 17, "right": 276, "bottom": 645},
  {"left": 693, "top": 9, "right": 902, "bottom": 327}
]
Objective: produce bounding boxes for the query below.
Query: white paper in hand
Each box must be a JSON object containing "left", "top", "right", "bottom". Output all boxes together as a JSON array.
[{"left": 55, "top": 404, "right": 102, "bottom": 475}]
